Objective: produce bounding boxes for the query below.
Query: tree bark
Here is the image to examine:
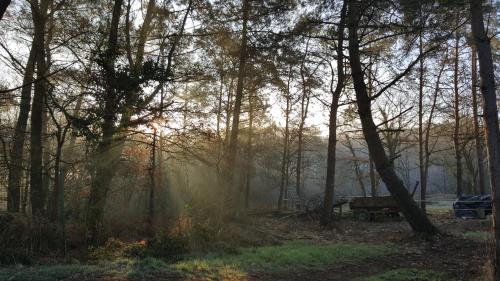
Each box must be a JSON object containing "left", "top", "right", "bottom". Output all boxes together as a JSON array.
[
  {"left": 85, "top": 0, "right": 191, "bottom": 244},
  {"left": 297, "top": 42, "right": 311, "bottom": 199},
  {"left": 347, "top": 0, "right": 437, "bottom": 234},
  {"left": 30, "top": 0, "right": 49, "bottom": 215},
  {"left": 321, "top": 0, "right": 346, "bottom": 226},
  {"left": 369, "top": 156, "right": 377, "bottom": 197},
  {"left": 86, "top": 0, "right": 124, "bottom": 245},
  {"left": 471, "top": 46, "right": 486, "bottom": 195},
  {"left": 453, "top": 27, "right": 463, "bottom": 197},
  {"left": 420, "top": 40, "right": 446, "bottom": 212},
  {"left": 470, "top": 0, "right": 500, "bottom": 277},
  {"left": 244, "top": 93, "right": 253, "bottom": 209},
  {"left": 148, "top": 127, "right": 157, "bottom": 230},
  {"left": 7, "top": 44, "right": 35, "bottom": 212},
  {"left": 278, "top": 65, "right": 292, "bottom": 210},
  {"left": 418, "top": 33, "right": 426, "bottom": 212},
  {"left": 224, "top": 0, "right": 250, "bottom": 207},
  {"left": 367, "top": 59, "right": 378, "bottom": 198}
]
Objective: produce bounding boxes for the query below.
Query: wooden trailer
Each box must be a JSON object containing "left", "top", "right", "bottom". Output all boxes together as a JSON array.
[{"left": 349, "top": 196, "right": 400, "bottom": 221}]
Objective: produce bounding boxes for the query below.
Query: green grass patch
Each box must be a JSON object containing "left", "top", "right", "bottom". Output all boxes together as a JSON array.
[
  {"left": 174, "top": 240, "right": 395, "bottom": 278},
  {"left": 0, "top": 241, "right": 396, "bottom": 281},
  {"left": 463, "top": 231, "right": 493, "bottom": 240},
  {"left": 360, "top": 268, "right": 449, "bottom": 281}
]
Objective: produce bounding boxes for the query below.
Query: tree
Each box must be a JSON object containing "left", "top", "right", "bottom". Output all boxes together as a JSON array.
[
  {"left": 346, "top": 0, "right": 437, "bottom": 234},
  {"left": 321, "top": 0, "right": 347, "bottom": 226},
  {"left": 223, "top": 0, "right": 250, "bottom": 208},
  {"left": 85, "top": 0, "right": 192, "bottom": 244},
  {"left": 278, "top": 64, "right": 293, "bottom": 210},
  {"left": 7, "top": 44, "right": 35, "bottom": 212},
  {"left": 452, "top": 24, "right": 464, "bottom": 197},
  {"left": 419, "top": 51, "right": 447, "bottom": 212},
  {"left": 470, "top": 46, "right": 486, "bottom": 195},
  {"left": 469, "top": 0, "right": 500, "bottom": 277},
  {"left": 30, "top": 0, "right": 50, "bottom": 215}
]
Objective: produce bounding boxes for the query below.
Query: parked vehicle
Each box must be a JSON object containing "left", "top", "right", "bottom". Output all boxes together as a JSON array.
[
  {"left": 453, "top": 195, "right": 492, "bottom": 219},
  {"left": 349, "top": 196, "right": 400, "bottom": 221}
]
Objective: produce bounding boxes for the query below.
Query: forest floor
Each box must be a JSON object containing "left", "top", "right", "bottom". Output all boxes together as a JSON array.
[{"left": 0, "top": 208, "right": 492, "bottom": 281}]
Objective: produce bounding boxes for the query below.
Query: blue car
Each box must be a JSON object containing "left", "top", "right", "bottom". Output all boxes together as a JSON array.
[{"left": 453, "top": 195, "right": 492, "bottom": 219}]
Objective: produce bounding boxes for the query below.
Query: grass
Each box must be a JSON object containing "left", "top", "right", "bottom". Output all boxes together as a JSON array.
[
  {"left": 174, "top": 240, "right": 395, "bottom": 278},
  {"left": 0, "top": 241, "right": 396, "bottom": 281},
  {"left": 360, "top": 268, "right": 449, "bottom": 281},
  {"left": 463, "top": 231, "right": 493, "bottom": 240}
]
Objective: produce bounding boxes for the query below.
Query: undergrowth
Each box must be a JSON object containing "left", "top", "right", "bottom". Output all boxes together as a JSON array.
[{"left": 0, "top": 241, "right": 395, "bottom": 280}]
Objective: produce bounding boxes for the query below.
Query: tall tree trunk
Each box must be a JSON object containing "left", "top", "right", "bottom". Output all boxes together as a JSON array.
[
  {"left": 149, "top": 127, "right": 157, "bottom": 230},
  {"left": 471, "top": 46, "right": 486, "bottom": 195},
  {"left": 48, "top": 95, "right": 83, "bottom": 222},
  {"left": 321, "top": 1, "right": 346, "bottom": 226},
  {"left": 453, "top": 28, "right": 463, "bottom": 197},
  {"left": 422, "top": 55, "right": 446, "bottom": 211},
  {"left": 418, "top": 34, "right": 427, "bottom": 212},
  {"left": 224, "top": 75, "right": 235, "bottom": 149},
  {"left": 278, "top": 66, "right": 292, "bottom": 210},
  {"left": 419, "top": 38, "right": 446, "bottom": 212},
  {"left": 216, "top": 69, "right": 224, "bottom": 175},
  {"left": 297, "top": 43, "right": 311, "bottom": 199},
  {"left": 7, "top": 44, "right": 35, "bottom": 212},
  {"left": 369, "top": 156, "right": 377, "bottom": 197},
  {"left": 244, "top": 93, "right": 253, "bottom": 209},
  {"left": 62, "top": 96, "right": 83, "bottom": 218},
  {"left": 48, "top": 122, "right": 69, "bottom": 222},
  {"left": 224, "top": 0, "right": 250, "bottom": 207},
  {"left": 470, "top": 0, "right": 500, "bottom": 277},
  {"left": 367, "top": 58, "right": 378, "bottom": 197},
  {"left": 347, "top": 0, "right": 437, "bottom": 234},
  {"left": 22, "top": 165, "right": 30, "bottom": 213},
  {"left": 30, "top": 0, "right": 49, "bottom": 215},
  {"left": 86, "top": 0, "right": 124, "bottom": 245},
  {"left": 85, "top": 0, "right": 190, "bottom": 244}
]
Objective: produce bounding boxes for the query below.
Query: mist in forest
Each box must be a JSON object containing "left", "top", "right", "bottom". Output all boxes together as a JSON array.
[{"left": 0, "top": 0, "right": 499, "bottom": 280}]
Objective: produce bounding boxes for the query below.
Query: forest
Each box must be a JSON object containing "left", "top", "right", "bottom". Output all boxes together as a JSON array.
[{"left": 0, "top": 0, "right": 499, "bottom": 280}]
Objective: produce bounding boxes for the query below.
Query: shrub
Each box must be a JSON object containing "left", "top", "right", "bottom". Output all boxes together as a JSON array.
[
  {"left": 89, "top": 238, "right": 149, "bottom": 260},
  {"left": 88, "top": 233, "right": 188, "bottom": 262},
  {"left": 0, "top": 212, "right": 59, "bottom": 265},
  {"left": 88, "top": 238, "right": 127, "bottom": 260},
  {"left": 0, "top": 249, "right": 33, "bottom": 265},
  {"left": 146, "top": 232, "right": 189, "bottom": 262},
  {"left": 189, "top": 222, "right": 219, "bottom": 250},
  {"left": 123, "top": 241, "right": 147, "bottom": 258}
]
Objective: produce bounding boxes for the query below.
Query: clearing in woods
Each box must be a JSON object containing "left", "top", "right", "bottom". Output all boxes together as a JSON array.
[{"left": 0, "top": 209, "right": 490, "bottom": 281}]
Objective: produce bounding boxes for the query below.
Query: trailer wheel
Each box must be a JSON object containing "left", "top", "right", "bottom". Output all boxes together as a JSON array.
[
  {"left": 387, "top": 212, "right": 399, "bottom": 218},
  {"left": 354, "top": 209, "right": 371, "bottom": 221}
]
